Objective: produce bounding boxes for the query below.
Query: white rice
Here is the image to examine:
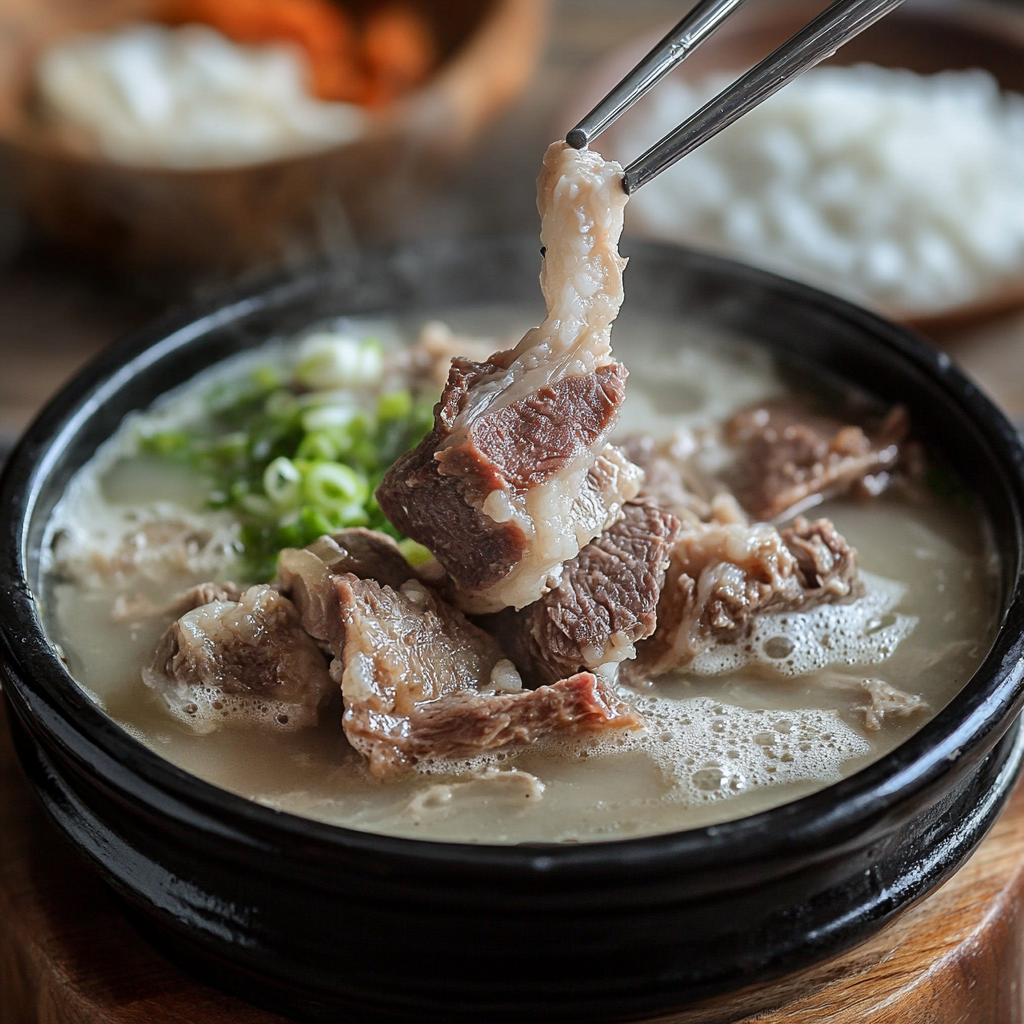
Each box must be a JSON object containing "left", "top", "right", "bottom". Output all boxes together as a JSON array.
[
  {"left": 611, "top": 64, "right": 1024, "bottom": 315},
  {"left": 37, "top": 23, "right": 366, "bottom": 168}
]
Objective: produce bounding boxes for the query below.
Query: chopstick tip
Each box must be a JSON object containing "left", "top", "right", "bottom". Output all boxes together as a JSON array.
[{"left": 566, "top": 128, "right": 588, "bottom": 150}]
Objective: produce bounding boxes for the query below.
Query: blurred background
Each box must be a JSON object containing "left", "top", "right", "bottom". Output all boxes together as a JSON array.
[{"left": 4, "top": 0, "right": 1024, "bottom": 451}]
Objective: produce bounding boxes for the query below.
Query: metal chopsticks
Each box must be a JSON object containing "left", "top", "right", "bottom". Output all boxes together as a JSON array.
[
  {"left": 566, "top": 0, "right": 906, "bottom": 194},
  {"left": 565, "top": 0, "right": 750, "bottom": 151}
]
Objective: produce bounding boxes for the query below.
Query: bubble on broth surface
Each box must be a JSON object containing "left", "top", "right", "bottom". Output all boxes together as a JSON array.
[
  {"left": 689, "top": 571, "right": 918, "bottom": 677},
  {"left": 597, "top": 695, "right": 871, "bottom": 806},
  {"left": 160, "top": 681, "right": 315, "bottom": 734},
  {"left": 413, "top": 693, "right": 870, "bottom": 814}
]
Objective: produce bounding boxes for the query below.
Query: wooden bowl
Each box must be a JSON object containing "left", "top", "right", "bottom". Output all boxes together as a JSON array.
[
  {"left": 567, "top": 0, "right": 1024, "bottom": 335},
  {"left": 0, "top": 0, "right": 548, "bottom": 292}
]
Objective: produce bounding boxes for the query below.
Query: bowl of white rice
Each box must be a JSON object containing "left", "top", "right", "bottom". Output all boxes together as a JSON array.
[{"left": 577, "top": 0, "right": 1024, "bottom": 333}]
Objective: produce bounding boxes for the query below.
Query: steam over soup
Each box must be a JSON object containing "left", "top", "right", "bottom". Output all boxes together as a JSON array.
[{"left": 42, "top": 145, "right": 998, "bottom": 843}]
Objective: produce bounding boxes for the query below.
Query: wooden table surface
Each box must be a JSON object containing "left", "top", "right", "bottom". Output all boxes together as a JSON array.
[{"left": 5, "top": 1, "right": 1024, "bottom": 1020}]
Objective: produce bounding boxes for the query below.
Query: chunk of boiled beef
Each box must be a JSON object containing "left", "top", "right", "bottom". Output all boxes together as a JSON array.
[
  {"left": 143, "top": 584, "right": 333, "bottom": 733},
  {"left": 628, "top": 516, "right": 862, "bottom": 679},
  {"left": 333, "top": 574, "right": 642, "bottom": 777},
  {"left": 274, "top": 529, "right": 416, "bottom": 652},
  {"left": 363, "top": 673, "right": 644, "bottom": 775},
  {"left": 305, "top": 529, "right": 416, "bottom": 590},
  {"left": 483, "top": 502, "right": 684, "bottom": 687},
  {"left": 725, "top": 401, "right": 912, "bottom": 521},
  {"left": 782, "top": 516, "right": 863, "bottom": 600},
  {"left": 376, "top": 142, "right": 642, "bottom": 614}
]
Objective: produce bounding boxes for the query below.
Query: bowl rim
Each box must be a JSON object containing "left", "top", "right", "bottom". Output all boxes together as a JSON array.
[{"left": 2, "top": 236, "right": 1024, "bottom": 877}]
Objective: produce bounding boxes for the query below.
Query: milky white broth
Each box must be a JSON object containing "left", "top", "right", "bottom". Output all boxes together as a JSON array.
[{"left": 43, "top": 305, "right": 1000, "bottom": 844}]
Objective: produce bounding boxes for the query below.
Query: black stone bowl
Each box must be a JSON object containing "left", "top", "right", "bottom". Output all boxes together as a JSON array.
[{"left": 2, "top": 237, "right": 1024, "bottom": 1023}]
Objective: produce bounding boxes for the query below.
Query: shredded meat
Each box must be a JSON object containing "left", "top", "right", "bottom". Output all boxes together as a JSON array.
[
  {"left": 484, "top": 503, "right": 683, "bottom": 687},
  {"left": 781, "top": 517, "right": 862, "bottom": 601},
  {"left": 855, "top": 678, "right": 928, "bottom": 731},
  {"left": 630, "top": 516, "right": 862, "bottom": 678},
  {"left": 333, "top": 573, "right": 641, "bottom": 776},
  {"left": 143, "top": 585, "right": 333, "bottom": 731},
  {"left": 335, "top": 574, "right": 504, "bottom": 711},
  {"left": 819, "top": 674, "right": 929, "bottom": 731},
  {"left": 376, "top": 142, "right": 641, "bottom": 613},
  {"left": 347, "top": 673, "right": 643, "bottom": 777},
  {"left": 725, "top": 401, "right": 910, "bottom": 521}
]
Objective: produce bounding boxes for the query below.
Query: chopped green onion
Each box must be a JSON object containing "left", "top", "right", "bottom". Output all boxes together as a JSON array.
[
  {"left": 303, "top": 462, "right": 369, "bottom": 516},
  {"left": 301, "top": 404, "right": 357, "bottom": 433},
  {"left": 139, "top": 430, "right": 191, "bottom": 458},
  {"left": 296, "top": 334, "right": 383, "bottom": 390},
  {"left": 141, "top": 331, "right": 437, "bottom": 579},
  {"left": 295, "top": 431, "right": 338, "bottom": 462},
  {"left": 239, "top": 493, "right": 276, "bottom": 518},
  {"left": 263, "top": 457, "right": 301, "bottom": 508},
  {"left": 250, "top": 365, "right": 283, "bottom": 391},
  {"left": 378, "top": 389, "right": 413, "bottom": 420},
  {"left": 398, "top": 539, "right": 433, "bottom": 566},
  {"left": 300, "top": 505, "right": 336, "bottom": 540},
  {"left": 265, "top": 390, "right": 299, "bottom": 420}
]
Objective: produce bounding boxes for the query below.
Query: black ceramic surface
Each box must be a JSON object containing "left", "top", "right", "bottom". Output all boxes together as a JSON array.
[{"left": 2, "top": 238, "right": 1024, "bottom": 1024}]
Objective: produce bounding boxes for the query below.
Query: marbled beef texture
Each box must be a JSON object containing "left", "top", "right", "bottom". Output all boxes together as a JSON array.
[
  {"left": 378, "top": 360, "right": 630, "bottom": 601},
  {"left": 336, "top": 575, "right": 504, "bottom": 708},
  {"left": 332, "top": 573, "right": 642, "bottom": 776},
  {"left": 346, "top": 673, "right": 645, "bottom": 778},
  {"left": 143, "top": 584, "right": 333, "bottom": 731},
  {"left": 376, "top": 142, "right": 641, "bottom": 614},
  {"left": 485, "top": 503, "right": 684, "bottom": 687},
  {"left": 630, "top": 516, "right": 862, "bottom": 679},
  {"left": 726, "top": 401, "right": 911, "bottom": 522}
]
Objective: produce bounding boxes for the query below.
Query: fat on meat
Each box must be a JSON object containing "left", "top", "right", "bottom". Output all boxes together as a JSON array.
[
  {"left": 143, "top": 584, "right": 333, "bottom": 732},
  {"left": 629, "top": 516, "right": 862, "bottom": 679},
  {"left": 356, "top": 673, "right": 645, "bottom": 776},
  {"left": 274, "top": 528, "right": 417, "bottom": 651},
  {"left": 333, "top": 574, "right": 642, "bottom": 776},
  {"left": 376, "top": 141, "right": 642, "bottom": 613}
]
